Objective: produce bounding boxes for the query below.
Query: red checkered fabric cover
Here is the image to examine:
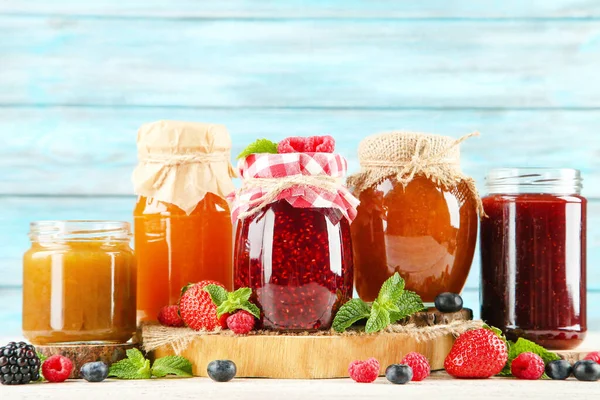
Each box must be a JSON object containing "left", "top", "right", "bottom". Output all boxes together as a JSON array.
[{"left": 230, "top": 152, "right": 359, "bottom": 222}]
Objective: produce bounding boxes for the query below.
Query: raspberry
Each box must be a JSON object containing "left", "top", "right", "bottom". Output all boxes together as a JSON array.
[
  {"left": 277, "top": 137, "right": 309, "bottom": 153},
  {"left": 42, "top": 355, "right": 73, "bottom": 383},
  {"left": 157, "top": 305, "right": 184, "bottom": 327},
  {"left": 444, "top": 328, "right": 508, "bottom": 379},
  {"left": 511, "top": 352, "right": 545, "bottom": 380},
  {"left": 584, "top": 351, "right": 600, "bottom": 364},
  {"left": 348, "top": 358, "right": 380, "bottom": 383},
  {"left": 401, "top": 352, "right": 430, "bottom": 381},
  {"left": 227, "top": 311, "right": 255, "bottom": 334},
  {"left": 179, "top": 280, "right": 226, "bottom": 331},
  {"left": 308, "top": 135, "right": 335, "bottom": 153}
]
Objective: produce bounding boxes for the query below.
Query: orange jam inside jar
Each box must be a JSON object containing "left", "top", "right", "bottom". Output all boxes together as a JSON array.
[
  {"left": 348, "top": 132, "right": 481, "bottom": 303},
  {"left": 132, "top": 120, "right": 236, "bottom": 322},
  {"left": 22, "top": 221, "right": 136, "bottom": 345},
  {"left": 134, "top": 193, "right": 233, "bottom": 320}
]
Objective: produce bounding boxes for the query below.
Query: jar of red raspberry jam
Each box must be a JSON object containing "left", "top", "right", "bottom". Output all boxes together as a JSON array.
[
  {"left": 480, "top": 168, "right": 586, "bottom": 350},
  {"left": 232, "top": 150, "right": 358, "bottom": 331}
]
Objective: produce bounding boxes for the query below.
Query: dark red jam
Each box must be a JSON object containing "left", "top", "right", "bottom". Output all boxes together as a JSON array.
[
  {"left": 234, "top": 200, "right": 353, "bottom": 330},
  {"left": 480, "top": 193, "right": 586, "bottom": 350}
]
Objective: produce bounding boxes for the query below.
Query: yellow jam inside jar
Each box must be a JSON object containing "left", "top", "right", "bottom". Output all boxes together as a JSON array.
[{"left": 22, "top": 221, "right": 136, "bottom": 345}]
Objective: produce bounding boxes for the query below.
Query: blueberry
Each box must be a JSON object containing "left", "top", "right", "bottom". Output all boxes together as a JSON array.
[
  {"left": 207, "top": 360, "right": 236, "bottom": 382},
  {"left": 434, "top": 292, "right": 463, "bottom": 313},
  {"left": 80, "top": 362, "right": 109, "bottom": 383},
  {"left": 573, "top": 360, "right": 600, "bottom": 381},
  {"left": 385, "top": 364, "right": 413, "bottom": 384},
  {"left": 545, "top": 360, "right": 572, "bottom": 380}
]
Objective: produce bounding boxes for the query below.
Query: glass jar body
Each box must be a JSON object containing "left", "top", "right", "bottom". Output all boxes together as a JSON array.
[
  {"left": 480, "top": 193, "right": 587, "bottom": 350},
  {"left": 351, "top": 176, "right": 478, "bottom": 303},
  {"left": 134, "top": 193, "right": 233, "bottom": 322},
  {"left": 22, "top": 222, "right": 136, "bottom": 344},
  {"left": 234, "top": 200, "right": 354, "bottom": 330}
]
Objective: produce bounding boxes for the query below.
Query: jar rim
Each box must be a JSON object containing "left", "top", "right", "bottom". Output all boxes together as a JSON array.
[
  {"left": 29, "top": 220, "right": 132, "bottom": 242},
  {"left": 485, "top": 167, "right": 582, "bottom": 195}
]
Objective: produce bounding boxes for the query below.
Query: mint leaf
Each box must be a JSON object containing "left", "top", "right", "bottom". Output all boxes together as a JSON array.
[
  {"left": 151, "top": 356, "right": 193, "bottom": 378},
  {"left": 239, "top": 301, "right": 261, "bottom": 319},
  {"left": 109, "top": 358, "right": 152, "bottom": 379},
  {"left": 204, "top": 284, "right": 228, "bottom": 306},
  {"left": 365, "top": 300, "right": 391, "bottom": 333},
  {"left": 499, "top": 337, "right": 560, "bottom": 377},
  {"left": 215, "top": 287, "right": 260, "bottom": 318},
  {"left": 126, "top": 348, "right": 147, "bottom": 369},
  {"left": 332, "top": 298, "right": 371, "bottom": 332},
  {"left": 377, "top": 272, "right": 405, "bottom": 307},
  {"left": 36, "top": 352, "right": 47, "bottom": 381},
  {"left": 389, "top": 290, "right": 425, "bottom": 323},
  {"left": 237, "top": 138, "right": 278, "bottom": 160}
]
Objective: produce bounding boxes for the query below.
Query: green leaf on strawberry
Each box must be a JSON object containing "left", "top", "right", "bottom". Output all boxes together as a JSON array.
[{"left": 204, "top": 285, "right": 261, "bottom": 319}]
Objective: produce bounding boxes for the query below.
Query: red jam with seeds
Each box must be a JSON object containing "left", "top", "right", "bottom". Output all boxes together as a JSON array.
[
  {"left": 480, "top": 169, "right": 586, "bottom": 350},
  {"left": 234, "top": 200, "right": 353, "bottom": 330}
]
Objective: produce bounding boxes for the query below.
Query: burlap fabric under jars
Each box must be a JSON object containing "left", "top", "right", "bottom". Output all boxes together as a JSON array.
[
  {"left": 348, "top": 131, "right": 482, "bottom": 304},
  {"left": 132, "top": 120, "right": 236, "bottom": 322}
]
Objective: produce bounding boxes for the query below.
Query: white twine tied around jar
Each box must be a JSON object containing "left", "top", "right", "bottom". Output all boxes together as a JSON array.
[
  {"left": 235, "top": 174, "right": 343, "bottom": 221},
  {"left": 140, "top": 150, "right": 233, "bottom": 190},
  {"left": 347, "top": 131, "right": 484, "bottom": 216}
]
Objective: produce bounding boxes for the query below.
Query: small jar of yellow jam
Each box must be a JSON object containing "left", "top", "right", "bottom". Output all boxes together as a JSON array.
[{"left": 22, "top": 221, "right": 136, "bottom": 344}]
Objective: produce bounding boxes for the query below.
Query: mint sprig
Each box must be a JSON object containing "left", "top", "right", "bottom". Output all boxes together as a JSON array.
[
  {"left": 236, "top": 138, "right": 278, "bottom": 160},
  {"left": 36, "top": 352, "right": 47, "bottom": 381},
  {"left": 108, "top": 349, "right": 193, "bottom": 380},
  {"left": 332, "top": 273, "right": 425, "bottom": 333},
  {"left": 204, "top": 285, "right": 261, "bottom": 319},
  {"left": 498, "top": 337, "right": 560, "bottom": 377}
]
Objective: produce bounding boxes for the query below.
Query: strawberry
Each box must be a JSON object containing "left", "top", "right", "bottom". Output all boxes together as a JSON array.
[
  {"left": 179, "top": 280, "right": 226, "bottom": 331},
  {"left": 444, "top": 328, "right": 508, "bottom": 379},
  {"left": 157, "top": 305, "right": 184, "bottom": 327}
]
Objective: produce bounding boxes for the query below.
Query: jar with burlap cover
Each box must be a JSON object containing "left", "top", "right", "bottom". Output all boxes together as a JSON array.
[
  {"left": 348, "top": 131, "right": 481, "bottom": 304},
  {"left": 132, "top": 120, "right": 236, "bottom": 322}
]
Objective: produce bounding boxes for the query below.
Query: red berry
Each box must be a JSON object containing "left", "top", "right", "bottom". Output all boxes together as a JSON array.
[
  {"left": 308, "top": 135, "right": 335, "bottom": 153},
  {"left": 226, "top": 310, "right": 255, "bottom": 334},
  {"left": 157, "top": 305, "right": 184, "bottom": 327},
  {"left": 584, "top": 351, "right": 600, "bottom": 364},
  {"left": 179, "top": 280, "right": 225, "bottom": 331},
  {"left": 348, "top": 358, "right": 380, "bottom": 383},
  {"left": 219, "top": 313, "right": 231, "bottom": 329},
  {"left": 444, "top": 328, "right": 508, "bottom": 379},
  {"left": 278, "top": 136, "right": 309, "bottom": 153},
  {"left": 401, "top": 352, "right": 430, "bottom": 381},
  {"left": 42, "top": 355, "right": 73, "bottom": 383},
  {"left": 511, "top": 352, "right": 545, "bottom": 380}
]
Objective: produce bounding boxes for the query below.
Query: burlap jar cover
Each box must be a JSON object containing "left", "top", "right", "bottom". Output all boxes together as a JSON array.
[
  {"left": 132, "top": 120, "right": 236, "bottom": 214},
  {"left": 347, "top": 131, "right": 484, "bottom": 215},
  {"left": 230, "top": 152, "right": 359, "bottom": 223}
]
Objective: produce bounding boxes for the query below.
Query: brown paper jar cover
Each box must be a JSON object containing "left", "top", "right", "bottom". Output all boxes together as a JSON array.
[{"left": 132, "top": 120, "right": 236, "bottom": 214}]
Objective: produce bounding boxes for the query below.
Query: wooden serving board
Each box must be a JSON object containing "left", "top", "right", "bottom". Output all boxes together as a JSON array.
[
  {"left": 151, "top": 309, "right": 474, "bottom": 379},
  {"left": 37, "top": 343, "right": 136, "bottom": 379}
]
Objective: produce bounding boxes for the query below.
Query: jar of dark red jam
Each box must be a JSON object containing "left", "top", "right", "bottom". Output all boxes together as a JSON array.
[{"left": 480, "top": 168, "right": 586, "bottom": 350}]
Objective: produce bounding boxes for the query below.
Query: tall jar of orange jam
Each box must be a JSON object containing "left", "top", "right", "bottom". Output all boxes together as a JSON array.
[
  {"left": 132, "top": 120, "right": 236, "bottom": 322},
  {"left": 348, "top": 132, "right": 482, "bottom": 303},
  {"left": 23, "top": 221, "right": 136, "bottom": 344}
]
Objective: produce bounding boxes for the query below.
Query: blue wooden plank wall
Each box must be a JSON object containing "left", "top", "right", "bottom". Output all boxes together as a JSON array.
[{"left": 1, "top": 1, "right": 600, "bottom": 336}]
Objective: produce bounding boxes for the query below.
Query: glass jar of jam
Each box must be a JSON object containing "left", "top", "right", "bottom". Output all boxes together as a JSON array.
[
  {"left": 23, "top": 221, "right": 136, "bottom": 344},
  {"left": 480, "top": 168, "right": 586, "bottom": 350},
  {"left": 232, "top": 150, "right": 358, "bottom": 331},
  {"left": 132, "top": 120, "right": 236, "bottom": 322},
  {"left": 348, "top": 132, "right": 480, "bottom": 303},
  {"left": 234, "top": 200, "right": 354, "bottom": 330}
]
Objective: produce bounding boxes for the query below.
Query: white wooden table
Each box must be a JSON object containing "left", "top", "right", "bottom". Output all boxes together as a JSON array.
[{"left": 3, "top": 334, "right": 600, "bottom": 399}]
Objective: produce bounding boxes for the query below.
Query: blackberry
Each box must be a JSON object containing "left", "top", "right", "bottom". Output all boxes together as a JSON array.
[{"left": 0, "top": 342, "right": 40, "bottom": 385}]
